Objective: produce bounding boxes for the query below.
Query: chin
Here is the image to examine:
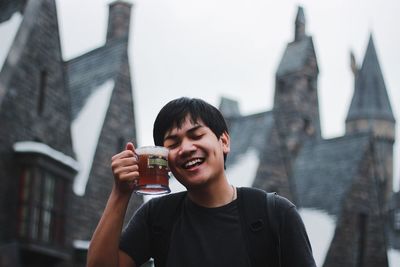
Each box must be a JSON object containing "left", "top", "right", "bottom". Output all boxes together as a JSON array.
[{"left": 184, "top": 177, "right": 215, "bottom": 191}]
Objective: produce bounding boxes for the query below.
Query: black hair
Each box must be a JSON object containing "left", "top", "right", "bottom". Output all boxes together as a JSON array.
[{"left": 153, "top": 97, "right": 229, "bottom": 162}]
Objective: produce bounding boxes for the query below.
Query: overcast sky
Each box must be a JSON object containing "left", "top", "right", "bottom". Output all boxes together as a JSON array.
[{"left": 56, "top": 0, "right": 400, "bottom": 190}]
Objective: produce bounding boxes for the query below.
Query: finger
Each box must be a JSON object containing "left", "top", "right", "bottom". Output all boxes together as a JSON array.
[
  {"left": 112, "top": 164, "right": 132, "bottom": 177},
  {"left": 111, "top": 149, "right": 136, "bottom": 161},
  {"left": 115, "top": 165, "right": 139, "bottom": 175},
  {"left": 111, "top": 156, "right": 138, "bottom": 170},
  {"left": 118, "top": 170, "right": 140, "bottom": 182},
  {"left": 119, "top": 173, "right": 139, "bottom": 182},
  {"left": 126, "top": 142, "right": 135, "bottom": 151}
]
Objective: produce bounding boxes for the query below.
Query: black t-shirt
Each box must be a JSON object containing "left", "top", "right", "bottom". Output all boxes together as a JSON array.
[
  {"left": 120, "top": 196, "right": 250, "bottom": 267},
  {"left": 166, "top": 198, "right": 250, "bottom": 266},
  {"left": 119, "top": 189, "right": 316, "bottom": 267}
]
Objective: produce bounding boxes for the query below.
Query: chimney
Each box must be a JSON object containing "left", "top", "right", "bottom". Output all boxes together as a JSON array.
[{"left": 106, "top": 1, "right": 132, "bottom": 42}]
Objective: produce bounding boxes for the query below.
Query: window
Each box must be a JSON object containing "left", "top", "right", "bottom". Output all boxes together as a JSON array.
[
  {"left": 303, "top": 118, "right": 314, "bottom": 136},
  {"left": 38, "top": 70, "right": 47, "bottom": 115},
  {"left": 394, "top": 209, "right": 400, "bottom": 231},
  {"left": 18, "top": 166, "right": 66, "bottom": 246},
  {"left": 18, "top": 169, "right": 31, "bottom": 238}
]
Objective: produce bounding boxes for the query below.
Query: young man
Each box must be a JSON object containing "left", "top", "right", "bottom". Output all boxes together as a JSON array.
[{"left": 87, "top": 97, "right": 316, "bottom": 267}]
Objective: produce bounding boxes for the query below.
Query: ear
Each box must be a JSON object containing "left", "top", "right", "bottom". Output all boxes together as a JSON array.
[{"left": 220, "top": 131, "right": 230, "bottom": 154}]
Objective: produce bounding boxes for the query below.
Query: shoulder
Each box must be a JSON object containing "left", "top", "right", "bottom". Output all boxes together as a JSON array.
[
  {"left": 274, "top": 194, "right": 295, "bottom": 211},
  {"left": 238, "top": 187, "right": 295, "bottom": 213},
  {"left": 238, "top": 187, "right": 294, "bottom": 205}
]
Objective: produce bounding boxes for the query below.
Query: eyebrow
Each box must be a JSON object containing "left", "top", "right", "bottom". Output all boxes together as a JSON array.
[{"left": 164, "top": 124, "right": 204, "bottom": 142}]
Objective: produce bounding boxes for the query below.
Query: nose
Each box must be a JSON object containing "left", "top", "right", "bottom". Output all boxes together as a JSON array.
[{"left": 178, "top": 138, "right": 196, "bottom": 156}]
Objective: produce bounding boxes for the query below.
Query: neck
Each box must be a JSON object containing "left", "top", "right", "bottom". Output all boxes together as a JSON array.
[{"left": 187, "top": 178, "right": 236, "bottom": 208}]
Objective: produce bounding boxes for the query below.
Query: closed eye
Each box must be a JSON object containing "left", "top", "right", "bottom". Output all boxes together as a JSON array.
[
  {"left": 165, "top": 141, "right": 179, "bottom": 149},
  {"left": 191, "top": 133, "right": 204, "bottom": 140}
]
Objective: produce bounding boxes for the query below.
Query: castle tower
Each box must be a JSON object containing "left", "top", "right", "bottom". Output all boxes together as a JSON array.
[
  {"left": 346, "top": 35, "right": 396, "bottom": 205},
  {"left": 273, "top": 6, "right": 321, "bottom": 159}
]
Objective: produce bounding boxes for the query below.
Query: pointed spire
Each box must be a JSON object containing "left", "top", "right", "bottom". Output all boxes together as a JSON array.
[
  {"left": 346, "top": 34, "right": 395, "bottom": 123},
  {"left": 295, "top": 6, "right": 306, "bottom": 41}
]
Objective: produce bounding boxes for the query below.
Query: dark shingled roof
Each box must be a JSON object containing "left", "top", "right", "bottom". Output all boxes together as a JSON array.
[
  {"left": 64, "top": 39, "right": 127, "bottom": 119},
  {"left": 276, "top": 36, "right": 317, "bottom": 77},
  {"left": 219, "top": 96, "right": 240, "bottom": 117},
  {"left": 346, "top": 35, "right": 395, "bottom": 122},
  {"left": 0, "top": 0, "right": 26, "bottom": 23},
  {"left": 225, "top": 111, "right": 274, "bottom": 166},
  {"left": 292, "top": 133, "right": 371, "bottom": 216}
]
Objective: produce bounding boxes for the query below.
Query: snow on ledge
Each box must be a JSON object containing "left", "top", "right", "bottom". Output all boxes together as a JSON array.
[
  {"left": 73, "top": 240, "right": 90, "bottom": 250},
  {"left": 299, "top": 208, "right": 336, "bottom": 267},
  {"left": 13, "top": 141, "right": 80, "bottom": 171},
  {"left": 0, "top": 12, "right": 22, "bottom": 70},
  {"left": 389, "top": 248, "right": 400, "bottom": 267}
]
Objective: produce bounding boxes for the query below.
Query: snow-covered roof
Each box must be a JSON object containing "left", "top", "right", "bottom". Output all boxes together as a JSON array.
[
  {"left": 71, "top": 79, "right": 114, "bottom": 196},
  {"left": 388, "top": 248, "right": 400, "bottom": 267},
  {"left": 0, "top": 12, "right": 22, "bottom": 71},
  {"left": 13, "top": 141, "right": 80, "bottom": 171},
  {"left": 299, "top": 208, "right": 336, "bottom": 267},
  {"left": 73, "top": 239, "right": 90, "bottom": 250}
]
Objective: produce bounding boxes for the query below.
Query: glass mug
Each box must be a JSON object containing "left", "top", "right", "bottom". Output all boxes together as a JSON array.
[{"left": 133, "top": 146, "right": 170, "bottom": 195}]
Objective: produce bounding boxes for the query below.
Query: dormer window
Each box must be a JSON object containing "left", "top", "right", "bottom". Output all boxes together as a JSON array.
[
  {"left": 13, "top": 141, "right": 78, "bottom": 260},
  {"left": 18, "top": 167, "right": 66, "bottom": 244}
]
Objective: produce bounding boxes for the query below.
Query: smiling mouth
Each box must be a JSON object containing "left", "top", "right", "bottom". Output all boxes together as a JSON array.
[{"left": 182, "top": 158, "right": 205, "bottom": 169}]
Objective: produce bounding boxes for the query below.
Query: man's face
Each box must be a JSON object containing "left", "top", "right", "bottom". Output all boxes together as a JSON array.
[{"left": 163, "top": 115, "right": 230, "bottom": 190}]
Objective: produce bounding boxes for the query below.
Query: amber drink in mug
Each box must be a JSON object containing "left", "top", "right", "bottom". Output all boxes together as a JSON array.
[{"left": 134, "top": 146, "right": 170, "bottom": 195}]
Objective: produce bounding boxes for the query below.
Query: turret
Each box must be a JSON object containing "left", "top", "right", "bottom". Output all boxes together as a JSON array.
[
  {"left": 346, "top": 35, "right": 395, "bottom": 139},
  {"left": 274, "top": 6, "right": 320, "bottom": 158},
  {"left": 346, "top": 34, "right": 396, "bottom": 205}
]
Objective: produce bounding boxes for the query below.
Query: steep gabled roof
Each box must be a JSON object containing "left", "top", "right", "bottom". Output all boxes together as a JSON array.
[
  {"left": 346, "top": 35, "right": 395, "bottom": 122},
  {"left": 0, "top": 0, "right": 40, "bottom": 107},
  {"left": 276, "top": 36, "right": 317, "bottom": 77},
  {"left": 64, "top": 38, "right": 128, "bottom": 195},
  {"left": 64, "top": 39, "right": 127, "bottom": 119},
  {"left": 292, "top": 133, "right": 371, "bottom": 216},
  {"left": 0, "top": 0, "right": 26, "bottom": 67},
  {"left": 276, "top": 7, "right": 318, "bottom": 77}
]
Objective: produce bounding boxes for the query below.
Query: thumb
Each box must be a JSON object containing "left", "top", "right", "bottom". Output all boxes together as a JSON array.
[{"left": 126, "top": 142, "right": 135, "bottom": 151}]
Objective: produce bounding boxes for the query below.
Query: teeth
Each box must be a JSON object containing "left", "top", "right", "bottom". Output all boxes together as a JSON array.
[{"left": 184, "top": 158, "right": 202, "bottom": 168}]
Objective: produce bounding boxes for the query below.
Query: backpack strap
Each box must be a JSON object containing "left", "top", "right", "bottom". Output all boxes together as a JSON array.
[
  {"left": 237, "top": 187, "right": 280, "bottom": 267},
  {"left": 267, "top": 192, "right": 281, "bottom": 267},
  {"left": 149, "top": 191, "right": 187, "bottom": 267}
]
